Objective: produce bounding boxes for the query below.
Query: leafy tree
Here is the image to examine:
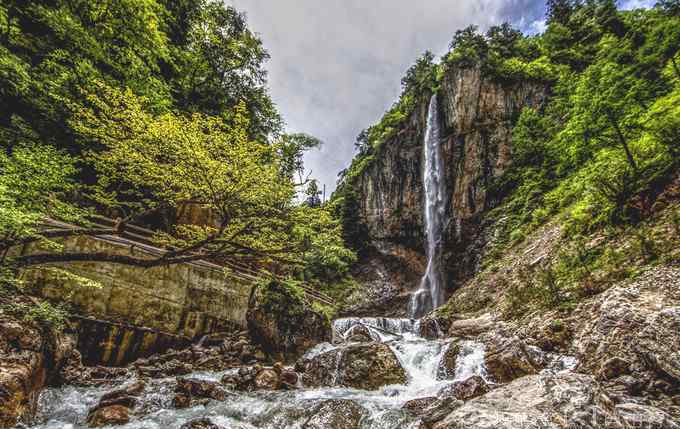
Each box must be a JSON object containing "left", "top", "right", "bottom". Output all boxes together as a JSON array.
[
  {"left": 547, "top": 0, "right": 578, "bottom": 25},
  {"left": 3, "top": 86, "right": 297, "bottom": 269},
  {"left": 446, "top": 25, "right": 489, "bottom": 68},
  {"left": 304, "top": 180, "right": 322, "bottom": 208}
]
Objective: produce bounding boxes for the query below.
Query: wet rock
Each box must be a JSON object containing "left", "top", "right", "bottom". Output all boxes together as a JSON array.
[
  {"left": 419, "top": 316, "right": 448, "bottom": 340},
  {"left": 438, "top": 376, "right": 489, "bottom": 401},
  {"left": 85, "top": 380, "right": 145, "bottom": 427},
  {"left": 175, "top": 377, "right": 227, "bottom": 401},
  {"left": 180, "top": 417, "right": 226, "bottom": 429},
  {"left": 420, "top": 397, "right": 464, "bottom": 428},
  {"left": 172, "top": 393, "right": 191, "bottom": 409},
  {"left": 344, "top": 324, "right": 374, "bottom": 343},
  {"left": 254, "top": 368, "right": 280, "bottom": 390},
  {"left": 86, "top": 404, "right": 130, "bottom": 427},
  {"left": 303, "top": 399, "right": 367, "bottom": 429},
  {"left": 430, "top": 372, "right": 674, "bottom": 429},
  {"left": 247, "top": 280, "right": 331, "bottom": 362},
  {"left": 483, "top": 336, "right": 545, "bottom": 383},
  {"left": 436, "top": 342, "right": 459, "bottom": 380},
  {"left": 280, "top": 369, "right": 299, "bottom": 389},
  {"left": 298, "top": 343, "right": 406, "bottom": 390},
  {"left": 402, "top": 397, "right": 438, "bottom": 416}
]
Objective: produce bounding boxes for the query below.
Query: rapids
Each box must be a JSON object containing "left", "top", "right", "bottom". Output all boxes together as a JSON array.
[{"left": 29, "top": 317, "right": 488, "bottom": 429}]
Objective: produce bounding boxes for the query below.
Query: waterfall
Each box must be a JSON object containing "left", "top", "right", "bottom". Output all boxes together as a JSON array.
[{"left": 410, "top": 95, "right": 446, "bottom": 318}]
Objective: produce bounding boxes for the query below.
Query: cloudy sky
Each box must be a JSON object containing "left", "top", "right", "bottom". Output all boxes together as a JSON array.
[{"left": 228, "top": 0, "right": 653, "bottom": 195}]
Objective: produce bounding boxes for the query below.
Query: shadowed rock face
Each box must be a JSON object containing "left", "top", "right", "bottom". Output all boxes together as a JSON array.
[{"left": 354, "top": 65, "right": 548, "bottom": 310}]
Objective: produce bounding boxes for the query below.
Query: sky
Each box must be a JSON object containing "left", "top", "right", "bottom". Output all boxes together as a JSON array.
[{"left": 228, "top": 0, "right": 654, "bottom": 195}]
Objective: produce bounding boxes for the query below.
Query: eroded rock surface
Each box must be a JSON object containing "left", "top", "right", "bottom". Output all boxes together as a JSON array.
[{"left": 297, "top": 342, "right": 406, "bottom": 390}]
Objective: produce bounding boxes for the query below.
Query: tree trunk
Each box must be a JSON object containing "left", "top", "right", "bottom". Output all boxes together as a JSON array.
[{"left": 606, "top": 111, "right": 638, "bottom": 172}]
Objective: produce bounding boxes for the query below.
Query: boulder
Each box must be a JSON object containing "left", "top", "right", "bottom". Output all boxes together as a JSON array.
[
  {"left": 402, "top": 397, "right": 438, "bottom": 416},
  {"left": 85, "top": 380, "right": 146, "bottom": 427},
  {"left": 175, "top": 377, "right": 227, "bottom": 401},
  {"left": 483, "top": 336, "right": 545, "bottom": 383},
  {"left": 438, "top": 376, "right": 489, "bottom": 401},
  {"left": 303, "top": 399, "right": 367, "bottom": 429},
  {"left": 86, "top": 405, "right": 130, "bottom": 427},
  {"left": 247, "top": 280, "right": 331, "bottom": 362},
  {"left": 180, "top": 418, "right": 227, "bottom": 429},
  {"left": 298, "top": 343, "right": 406, "bottom": 390},
  {"left": 447, "top": 314, "right": 496, "bottom": 338},
  {"left": 254, "top": 368, "right": 281, "bottom": 390}
]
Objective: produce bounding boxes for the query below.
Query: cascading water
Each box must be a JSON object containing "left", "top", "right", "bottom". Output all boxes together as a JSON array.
[
  {"left": 32, "top": 317, "right": 490, "bottom": 429},
  {"left": 410, "top": 94, "right": 447, "bottom": 318}
]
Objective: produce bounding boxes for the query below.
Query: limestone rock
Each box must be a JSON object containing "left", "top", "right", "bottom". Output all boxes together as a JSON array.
[{"left": 303, "top": 399, "right": 367, "bottom": 429}]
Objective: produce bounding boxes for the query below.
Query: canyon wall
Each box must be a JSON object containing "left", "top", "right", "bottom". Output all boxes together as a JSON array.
[{"left": 355, "top": 65, "right": 548, "bottom": 305}]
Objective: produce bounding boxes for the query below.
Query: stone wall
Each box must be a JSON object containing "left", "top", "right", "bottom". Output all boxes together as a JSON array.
[{"left": 18, "top": 234, "right": 252, "bottom": 364}]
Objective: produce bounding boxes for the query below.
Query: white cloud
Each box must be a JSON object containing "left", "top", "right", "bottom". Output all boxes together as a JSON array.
[{"left": 228, "top": 0, "right": 546, "bottom": 194}]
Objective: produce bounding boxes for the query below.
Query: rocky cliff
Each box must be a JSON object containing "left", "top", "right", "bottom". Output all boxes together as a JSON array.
[{"left": 354, "top": 65, "right": 548, "bottom": 306}]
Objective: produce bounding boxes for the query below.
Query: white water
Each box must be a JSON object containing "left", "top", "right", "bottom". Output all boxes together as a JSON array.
[
  {"left": 410, "top": 95, "right": 447, "bottom": 318},
  {"left": 32, "top": 317, "right": 488, "bottom": 429}
]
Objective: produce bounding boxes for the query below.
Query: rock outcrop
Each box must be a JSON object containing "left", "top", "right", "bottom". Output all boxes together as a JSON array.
[
  {"left": 428, "top": 372, "right": 678, "bottom": 429},
  {"left": 352, "top": 64, "right": 548, "bottom": 311},
  {"left": 247, "top": 280, "right": 331, "bottom": 362},
  {"left": 0, "top": 305, "right": 78, "bottom": 428}
]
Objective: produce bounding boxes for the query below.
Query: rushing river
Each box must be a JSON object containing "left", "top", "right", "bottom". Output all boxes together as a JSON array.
[{"left": 29, "top": 318, "right": 489, "bottom": 429}]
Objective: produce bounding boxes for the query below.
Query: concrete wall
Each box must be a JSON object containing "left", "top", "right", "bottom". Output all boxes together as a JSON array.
[{"left": 19, "top": 234, "right": 253, "bottom": 363}]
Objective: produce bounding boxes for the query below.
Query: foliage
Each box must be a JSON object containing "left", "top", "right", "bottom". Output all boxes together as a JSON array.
[
  {"left": 0, "top": 1, "right": 354, "bottom": 285},
  {"left": 291, "top": 206, "right": 356, "bottom": 282}
]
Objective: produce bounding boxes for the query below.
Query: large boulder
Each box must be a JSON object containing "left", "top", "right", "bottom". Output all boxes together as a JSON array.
[
  {"left": 247, "top": 280, "right": 331, "bottom": 362},
  {"left": 438, "top": 376, "right": 490, "bottom": 401},
  {"left": 85, "top": 380, "right": 146, "bottom": 427},
  {"left": 297, "top": 343, "right": 407, "bottom": 390},
  {"left": 303, "top": 399, "right": 367, "bottom": 429}
]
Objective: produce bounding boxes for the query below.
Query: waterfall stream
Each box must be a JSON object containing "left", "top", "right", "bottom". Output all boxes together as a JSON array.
[
  {"left": 31, "top": 318, "right": 488, "bottom": 429},
  {"left": 409, "top": 95, "right": 447, "bottom": 319}
]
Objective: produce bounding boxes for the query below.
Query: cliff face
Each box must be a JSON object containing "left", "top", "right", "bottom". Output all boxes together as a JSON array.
[{"left": 355, "top": 65, "right": 548, "bottom": 303}]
